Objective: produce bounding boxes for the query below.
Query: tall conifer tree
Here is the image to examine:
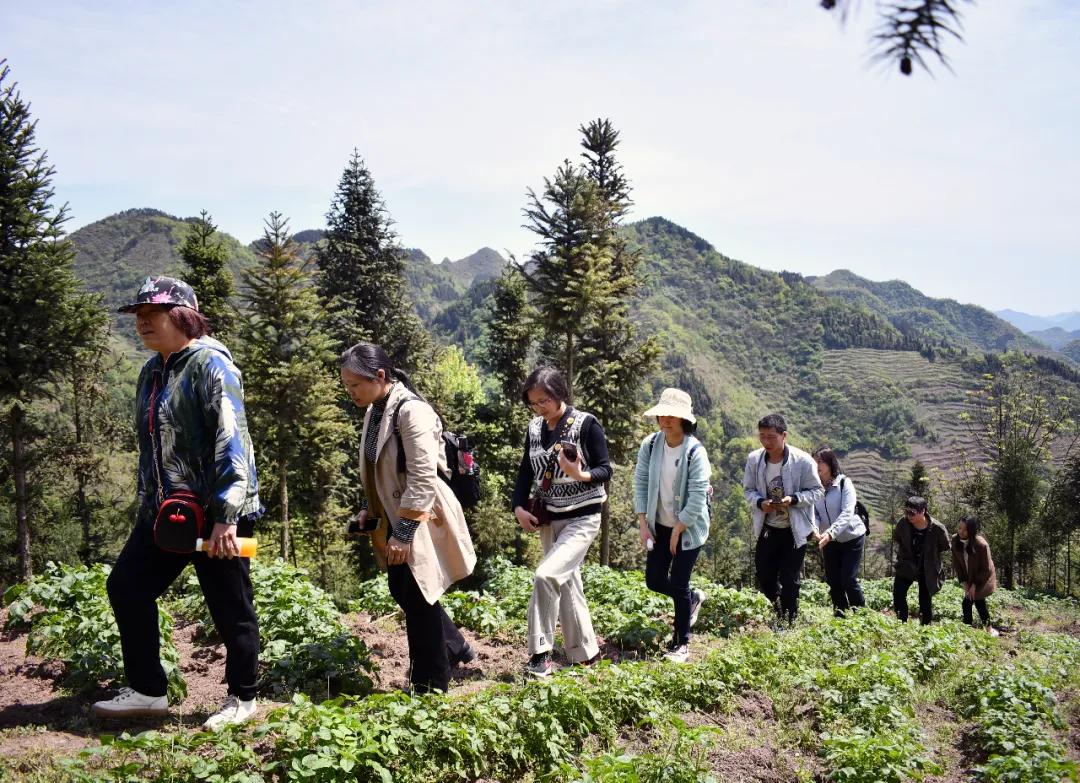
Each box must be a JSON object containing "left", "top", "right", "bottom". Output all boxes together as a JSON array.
[
  {"left": 238, "top": 212, "right": 351, "bottom": 564},
  {"left": 315, "top": 150, "right": 429, "bottom": 369},
  {"left": 521, "top": 120, "right": 658, "bottom": 563},
  {"left": 179, "top": 210, "right": 235, "bottom": 338},
  {"left": 0, "top": 61, "right": 104, "bottom": 580}
]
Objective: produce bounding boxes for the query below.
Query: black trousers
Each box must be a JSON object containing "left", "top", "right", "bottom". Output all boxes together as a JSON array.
[
  {"left": 107, "top": 522, "right": 259, "bottom": 700},
  {"left": 893, "top": 574, "right": 934, "bottom": 625},
  {"left": 645, "top": 524, "right": 702, "bottom": 645},
  {"left": 962, "top": 597, "right": 991, "bottom": 626},
  {"left": 822, "top": 535, "right": 866, "bottom": 613},
  {"left": 387, "top": 562, "right": 467, "bottom": 694},
  {"left": 755, "top": 526, "right": 807, "bottom": 622}
]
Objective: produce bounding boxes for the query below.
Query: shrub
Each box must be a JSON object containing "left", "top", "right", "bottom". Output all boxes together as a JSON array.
[{"left": 4, "top": 562, "right": 186, "bottom": 702}]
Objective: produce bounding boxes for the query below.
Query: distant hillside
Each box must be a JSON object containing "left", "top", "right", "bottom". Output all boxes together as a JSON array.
[
  {"left": 1064, "top": 340, "right": 1080, "bottom": 364},
  {"left": 1029, "top": 327, "right": 1080, "bottom": 352},
  {"left": 810, "top": 270, "right": 1045, "bottom": 354},
  {"left": 70, "top": 208, "right": 258, "bottom": 313},
  {"left": 997, "top": 309, "right": 1080, "bottom": 333},
  {"left": 69, "top": 209, "right": 503, "bottom": 327}
]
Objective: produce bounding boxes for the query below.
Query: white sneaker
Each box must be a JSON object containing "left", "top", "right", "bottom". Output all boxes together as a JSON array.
[
  {"left": 92, "top": 687, "right": 168, "bottom": 718},
  {"left": 689, "top": 589, "right": 707, "bottom": 628},
  {"left": 202, "top": 695, "right": 257, "bottom": 730},
  {"left": 663, "top": 643, "right": 690, "bottom": 664}
]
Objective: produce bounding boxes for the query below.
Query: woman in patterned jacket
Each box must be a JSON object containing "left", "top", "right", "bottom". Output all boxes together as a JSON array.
[
  {"left": 511, "top": 366, "right": 611, "bottom": 678},
  {"left": 93, "top": 276, "right": 262, "bottom": 730}
]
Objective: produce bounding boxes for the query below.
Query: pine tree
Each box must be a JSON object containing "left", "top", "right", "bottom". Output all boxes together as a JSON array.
[
  {"left": 480, "top": 260, "right": 536, "bottom": 403},
  {"left": 521, "top": 161, "right": 614, "bottom": 393},
  {"left": 238, "top": 212, "right": 351, "bottom": 564},
  {"left": 0, "top": 61, "right": 105, "bottom": 581},
  {"left": 315, "top": 150, "right": 430, "bottom": 369},
  {"left": 521, "top": 121, "right": 663, "bottom": 564},
  {"left": 178, "top": 210, "right": 235, "bottom": 338},
  {"left": 574, "top": 120, "right": 660, "bottom": 564},
  {"left": 575, "top": 118, "right": 659, "bottom": 462}
]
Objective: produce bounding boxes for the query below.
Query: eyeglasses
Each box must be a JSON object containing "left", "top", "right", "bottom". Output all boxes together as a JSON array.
[
  {"left": 527, "top": 396, "right": 553, "bottom": 409},
  {"left": 903, "top": 507, "right": 920, "bottom": 516}
]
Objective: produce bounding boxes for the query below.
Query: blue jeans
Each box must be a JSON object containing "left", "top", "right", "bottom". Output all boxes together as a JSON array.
[
  {"left": 645, "top": 524, "right": 702, "bottom": 645},
  {"left": 822, "top": 535, "right": 866, "bottom": 613}
]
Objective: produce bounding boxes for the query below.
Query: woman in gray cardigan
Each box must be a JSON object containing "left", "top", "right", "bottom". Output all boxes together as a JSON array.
[
  {"left": 812, "top": 448, "right": 866, "bottom": 617},
  {"left": 634, "top": 388, "right": 711, "bottom": 663}
]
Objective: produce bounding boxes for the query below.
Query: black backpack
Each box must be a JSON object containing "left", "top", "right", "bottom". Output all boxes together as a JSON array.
[
  {"left": 392, "top": 397, "right": 482, "bottom": 509},
  {"left": 840, "top": 477, "right": 871, "bottom": 536}
]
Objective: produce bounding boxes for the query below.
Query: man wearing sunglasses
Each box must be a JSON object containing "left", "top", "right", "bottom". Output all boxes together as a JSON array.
[{"left": 891, "top": 496, "right": 950, "bottom": 625}]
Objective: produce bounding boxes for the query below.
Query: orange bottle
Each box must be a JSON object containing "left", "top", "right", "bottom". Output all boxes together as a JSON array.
[{"left": 195, "top": 537, "right": 258, "bottom": 558}]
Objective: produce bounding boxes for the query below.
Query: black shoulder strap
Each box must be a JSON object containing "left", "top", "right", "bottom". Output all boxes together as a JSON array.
[
  {"left": 646, "top": 431, "right": 661, "bottom": 457},
  {"left": 683, "top": 442, "right": 699, "bottom": 497},
  {"left": 392, "top": 395, "right": 422, "bottom": 475}
]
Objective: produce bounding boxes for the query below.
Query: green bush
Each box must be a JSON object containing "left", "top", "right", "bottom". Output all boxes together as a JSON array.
[
  {"left": 173, "top": 559, "right": 376, "bottom": 700},
  {"left": 4, "top": 562, "right": 186, "bottom": 702}
]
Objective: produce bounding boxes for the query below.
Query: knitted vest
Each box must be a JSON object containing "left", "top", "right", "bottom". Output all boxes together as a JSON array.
[{"left": 527, "top": 409, "right": 607, "bottom": 514}]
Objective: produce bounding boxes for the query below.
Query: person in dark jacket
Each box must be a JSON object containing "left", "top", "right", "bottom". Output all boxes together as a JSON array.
[
  {"left": 892, "top": 495, "right": 950, "bottom": 625},
  {"left": 94, "top": 276, "right": 262, "bottom": 729},
  {"left": 951, "top": 515, "right": 997, "bottom": 629}
]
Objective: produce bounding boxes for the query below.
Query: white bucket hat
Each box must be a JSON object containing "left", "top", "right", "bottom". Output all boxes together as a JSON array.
[{"left": 642, "top": 387, "right": 696, "bottom": 424}]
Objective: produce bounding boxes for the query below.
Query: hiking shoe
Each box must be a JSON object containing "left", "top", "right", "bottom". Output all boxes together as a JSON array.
[
  {"left": 689, "top": 589, "right": 707, "bottom": 628},
  {"left": 92, "top": 687, "right": 168, "bottom": 718},
  {"left": 203, "top": 695, "right": 257, "bottom": 730},
  {"left": 526, "top": 652, "right": 553, "bottom": 678},
  {"left": 450, "top": 643, "right": 477, "bottom": 666},
  {"left": 663, "top": 643, "right": 690, "bottom": 664}
]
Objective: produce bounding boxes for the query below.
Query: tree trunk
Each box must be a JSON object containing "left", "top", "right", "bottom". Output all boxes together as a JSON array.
[
  {"left": 564, "top": 332, "right": 574, "bottom": 396},
  {"left": 11, "top": 403, "right": 32, "bottom": 582},
  {"left": 1067, "top": 533, "right": 1072, "bottom": 597},
  {"left": 599, "top": 492, "right": 610, "bottom": 566},
  {"left": 1005, "top": 523, "right": 1015, "bottom": 590},
  {"left": 278, "top": 465, "right": 290, "bottom": 559},
  {"left": 73, "top": 375, "right": 92, "bottom": 562}
]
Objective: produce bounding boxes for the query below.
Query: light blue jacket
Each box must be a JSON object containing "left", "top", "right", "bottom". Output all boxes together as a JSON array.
[
  {"left": 743, "top": 444, "right": 823, "bottom": 548},
  {"left": 633, "top": 432, "right": 711, "bottom": 550},
  {"left": 813, "top": 474, "right": 866, "bottom": 543}
]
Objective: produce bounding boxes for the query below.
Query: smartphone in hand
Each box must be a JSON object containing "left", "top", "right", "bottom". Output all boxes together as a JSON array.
[{"left": 559, "top": 440, "right": 578, "bottom": 462}]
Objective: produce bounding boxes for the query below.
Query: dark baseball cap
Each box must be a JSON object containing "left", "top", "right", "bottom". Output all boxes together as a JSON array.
[{"left": 117, "top": 276, "right": 199, "bottom": 313}]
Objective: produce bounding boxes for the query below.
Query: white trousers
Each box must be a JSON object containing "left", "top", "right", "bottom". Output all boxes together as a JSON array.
[{"left": 526, "top": 512, "right": 601, "bottom": 662}]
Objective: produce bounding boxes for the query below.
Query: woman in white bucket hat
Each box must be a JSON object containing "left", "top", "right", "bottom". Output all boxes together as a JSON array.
[{"left": 633, "top": 388, "right": 712, "bottom": 663}]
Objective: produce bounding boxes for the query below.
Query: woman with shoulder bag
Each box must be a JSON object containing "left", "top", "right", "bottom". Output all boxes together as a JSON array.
[
  {"left": 633, "top": 388, "right": 711, "bottom": 663},
  {"left": 94, "top": 276, "right": 263, "bottom": 729},
  {"left": 341, "top": 342, "right": 477, "bottom": 694},
  {"left": 812, "top": 448, "right": 867, "bottom": 617},
  {"left": 511, "top": 366, "right": 611, "bottom": 678}
]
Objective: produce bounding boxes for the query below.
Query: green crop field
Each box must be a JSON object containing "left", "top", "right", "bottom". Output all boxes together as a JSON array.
[{"left": 3, "top": 558, "right": 1079, "bottom": 782}]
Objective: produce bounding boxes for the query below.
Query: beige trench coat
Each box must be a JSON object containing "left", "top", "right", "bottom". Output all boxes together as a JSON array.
[{"left": 360, "top": 382, "right": 476, "bottom": 605}]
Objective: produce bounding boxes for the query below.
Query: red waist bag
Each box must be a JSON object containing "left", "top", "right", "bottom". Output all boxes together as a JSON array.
[{"left": 153, "top": 491, "right": 207, "bottom": 553}]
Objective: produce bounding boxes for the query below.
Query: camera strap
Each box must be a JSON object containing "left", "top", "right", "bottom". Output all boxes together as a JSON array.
[{"left": 538, "top": 408, "right": 577, "bottom": 493}]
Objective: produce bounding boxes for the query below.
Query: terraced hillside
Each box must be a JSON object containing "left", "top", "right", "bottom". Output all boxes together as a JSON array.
[{"left": 817, "top": 348, "right": 980, "bottom": 516}]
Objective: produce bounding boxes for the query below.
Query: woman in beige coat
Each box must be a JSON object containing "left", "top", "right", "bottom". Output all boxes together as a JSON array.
[{"left": 341, "top": 342, "right": 477, "bottom": 693}]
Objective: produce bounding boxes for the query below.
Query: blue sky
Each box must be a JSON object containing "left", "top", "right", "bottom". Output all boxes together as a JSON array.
[{"left": 4, "top": 1, "right": 1078, "bottom": 314}]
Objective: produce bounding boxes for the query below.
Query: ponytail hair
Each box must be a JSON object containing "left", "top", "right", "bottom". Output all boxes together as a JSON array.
[
  {"left": 960, "top": 515, "right": 981, "bottom": 554},
  {"left": 339, "top": 342, "right": 420, "bottom": 395}
]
